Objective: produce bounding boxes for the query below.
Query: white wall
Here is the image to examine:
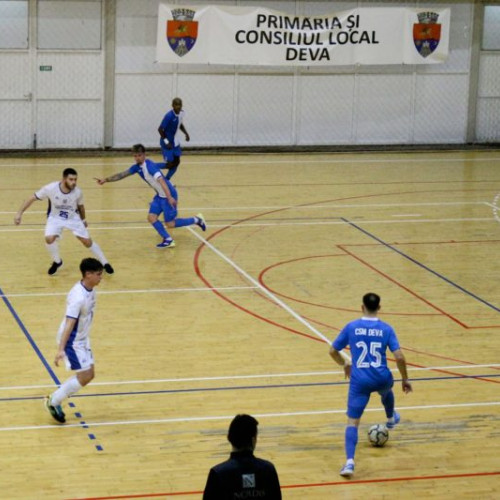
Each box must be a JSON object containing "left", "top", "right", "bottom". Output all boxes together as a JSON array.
[
  {"left": 476, "top": 53, "right": 500, "bottom": 142},
  {"left": 0, "top": 0, "right": 104, "bottom": 149},
  {"left": 0, "top": 0, "right": 497, "bottom": 149},
  {"left": 113, "top": 0, "right": 476, "bottom": 148}
]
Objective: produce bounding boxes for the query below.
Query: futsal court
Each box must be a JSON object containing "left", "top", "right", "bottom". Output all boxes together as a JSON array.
[{"left": 0, "top": 149, "right": 499, "bottom": 499}]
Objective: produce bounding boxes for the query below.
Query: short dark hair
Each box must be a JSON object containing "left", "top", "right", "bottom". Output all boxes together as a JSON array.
[
  {"left": 227, "top": 414, "right": 258, "bottom": 449},
  {"left": 63, "top": 168, "right": 77, "bottom": 178},
  {"left": 172, "top": 97, "right": 182, "bottom": 106},
  {"left": 363, "top": 292, "right": 381, "bottom": 313},
  {"left": 80, "top": 258, "right": 103, "bottom": 276},
  {"left": 132, "top": 144, "right": 146, "bottom": 154}
]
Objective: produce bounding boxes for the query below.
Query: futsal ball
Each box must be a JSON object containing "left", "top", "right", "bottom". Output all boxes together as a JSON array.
[{"left": 368, "top": 424, "right": 389, "bottom": 447}]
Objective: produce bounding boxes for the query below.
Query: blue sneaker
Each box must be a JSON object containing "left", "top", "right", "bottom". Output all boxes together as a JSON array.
[
  {"left": 156, "top": 238, "right": 175, "bottom": 249},
  {"left": 340, "top": 462, "right": 355, "bottom": 478},
  {"left": 386, "top": 411, "right": 401, "bottom": 429},
  {"left": 196, "top": 213, "right": 206, "bottom": 232}
]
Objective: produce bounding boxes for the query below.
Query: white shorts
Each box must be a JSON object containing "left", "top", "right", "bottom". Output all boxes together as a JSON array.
[
  {"left": 45, "top": 216, "right": 89, "bottom": 239},
  {"left": 64, "top": 343, "right": 94, "bottom": 372}
]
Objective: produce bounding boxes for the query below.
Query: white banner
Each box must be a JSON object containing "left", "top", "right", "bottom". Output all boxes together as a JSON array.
[{"left": 156, "top": 5, "right": 450, "bottom": 66}]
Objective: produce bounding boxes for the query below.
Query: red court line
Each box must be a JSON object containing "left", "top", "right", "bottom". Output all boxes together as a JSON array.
[
  {"left": 255, "top": 255, "right": 500, "bottom": 370},
  {"left": 193, "top": 197, "right": 500, "bottom": 371},
  {"left": 402, "top": 345, "right": 500, "bottom": 371},
  {"left": 294, "top": 313, "right": 500, "bottom": 373},
  {"left": 282, "top": 470, "right": 500, "bottom": 490},
  {"left": 258, "top": 254, "right": 441, "bottom": 317},
  {"left": 345, "top": 238, "right": 500, "bottom": 247},
  {"left": 467, "top": 324, "right": 500, "bottom": 329},
  {"left": 338, "top": 244, "right": 500, "bottom": 330},
  {"left": 338, "top": 245, "right": 469, "bottom": 328},
  {"left": 385, "top": 356, "right": 500, "bottom": 383},
  {"left": 193, "top": 208, "right": 325, "bottom": 344},
  {"left": 192, "top": 193, "right": 411, "bottom": 341},
  {"left": 67, "top": 471, "right": 500, "bottom": 499}
]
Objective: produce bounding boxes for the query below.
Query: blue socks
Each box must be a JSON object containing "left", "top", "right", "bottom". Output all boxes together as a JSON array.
[
  {"left": 381, "top": 390, "right": 395, "bottom": 419},
  {"left": 174, "top": 217, "right": 195, "bottom": 228},
  {"left": 166, "top": 166, "right": 178, "bottom": 180},
  {"left": 345, "top": 426, "right": 358, "bottom": 460},
  {"left": 152, "top": 220, "right": 169, "bottom": 239},
  {"left": 152, "top": 217, "right": 196, "bottom": 236}
]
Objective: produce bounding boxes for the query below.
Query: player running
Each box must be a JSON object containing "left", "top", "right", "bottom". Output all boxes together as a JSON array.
[
  {"left": 44, "top": 258, "right": 104, "bottom": 423},
  {"left": 95, "top": 144, "right": 205, "bottom": 248}
]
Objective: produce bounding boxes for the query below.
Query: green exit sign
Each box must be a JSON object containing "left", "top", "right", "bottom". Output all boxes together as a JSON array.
[{"left": 39, "top": 65, "right": 52, "bottom": 71}]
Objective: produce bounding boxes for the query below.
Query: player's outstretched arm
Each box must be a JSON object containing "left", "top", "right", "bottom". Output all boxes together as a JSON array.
[
  {"left": 14, "top": 194, "right": 38, "bottom": 225},
  {"left": 94, "top": 170, "right": 132, "bottom": 185},
  {"left": 393, "top": 349, "right": 413, "bottom": 394}
]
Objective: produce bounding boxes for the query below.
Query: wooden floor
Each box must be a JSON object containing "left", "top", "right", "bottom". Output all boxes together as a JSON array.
[{"left": 0, "top": 150, "right": 499, "bottom": 499}]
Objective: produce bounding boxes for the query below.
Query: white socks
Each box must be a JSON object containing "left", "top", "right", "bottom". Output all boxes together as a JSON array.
[
  {"left": 46, "top": 240, "right": 109, "bottom": 265},
  {"left": 51, "top": 376, "right": 82, "bottom": 406},
  {"left": 90, "top": 242, "right": 108, "bottom": 264},
  {"left": 45, "top": 241, "right": 61, "bottom": 263}
]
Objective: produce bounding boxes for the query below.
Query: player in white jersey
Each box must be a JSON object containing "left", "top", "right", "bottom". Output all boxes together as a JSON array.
[
  {"left": 14, "top": 168, "right": 114, "bottom": 275},
  {"left": 44, "top": 258, "right": 103, "bottom": 423}
]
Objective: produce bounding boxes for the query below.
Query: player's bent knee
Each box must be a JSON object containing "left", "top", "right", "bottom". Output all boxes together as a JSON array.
[
  {"left": 347, "top": 417, "right": 361, "bottom": 427},
  {"left": 77, "top": 368, "right": 95, "bottom": 386},
  {"left": 45, "top": 235, "right": 57, "bottom": 244},
  {"left": 79, "top": 237, "right": 92, "bottom": 248},
  {"left": 147, "top": 214, "right": 158, "bottom": 223}
]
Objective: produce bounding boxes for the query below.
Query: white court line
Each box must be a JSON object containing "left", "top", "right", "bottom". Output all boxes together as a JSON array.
[
  {"left": 0, "top": 201, "right": 488, "bottom": 215},
  {"left": 392, "top": 214, "right": 422, "bottom": 218},
  {"left": 0, "top": 285, "right": 257, "bottom": 299},
  {"left": 0, "top": 217, "right": 496, "bottom": 234},
  {"left": 492, "top": 193, "right": 500, "bottom": 224},
  {"left": 1, "top": 364, "right": 498, "bottom": 392},
  {"left": 1, "top": 401, "right": 499, "bottom": 432},
  {"left": 1, "top": 156, "right": 500, "bottom": 168},
  {"left": 188, "top": 226, "right": 333, "bottom": 345}
]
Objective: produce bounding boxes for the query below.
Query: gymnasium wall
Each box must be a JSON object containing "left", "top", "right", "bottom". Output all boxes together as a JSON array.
[
  {"left": 0, "top": 0, "right": 499, "bottom": 149},
  {"left": 477, "top": 5, "right": 500, "bottom": 142}
]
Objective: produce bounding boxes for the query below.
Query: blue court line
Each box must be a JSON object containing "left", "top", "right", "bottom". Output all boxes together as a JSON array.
[
  {"left": 0, "top": 286, "right": 60, "bottom": 385},
  {"left": 0, "top": 285, "right": 103, "bottom": 450},
  {"left": 341, "top": 218, "right": 500, "bottom": 313},
  {"left": 2, "top": 373, "right": 499, "bottom": 403}
]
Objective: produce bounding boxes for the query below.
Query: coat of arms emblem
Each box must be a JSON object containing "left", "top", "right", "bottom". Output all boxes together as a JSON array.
[
  {"left": 167, "top": 8, "right": 198, "bottom": 57},
  {"left": 413, "top": 12, "right": 441, "bottom": 58}
]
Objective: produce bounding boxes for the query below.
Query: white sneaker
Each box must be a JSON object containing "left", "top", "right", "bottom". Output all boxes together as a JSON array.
[{"left": 340, "top": 462, "right": 355, "bottom": 478}]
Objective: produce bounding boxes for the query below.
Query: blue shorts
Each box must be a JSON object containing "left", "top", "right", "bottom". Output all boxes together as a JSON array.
[
  {"left": 347, "top": 376, "right": 394, "bottom": 419},
  {"left": 149, "top": 193, "right": 178, "bottom": 223},
  {"left": 160, "top": 139, "right": 182, "bottom": 163}
]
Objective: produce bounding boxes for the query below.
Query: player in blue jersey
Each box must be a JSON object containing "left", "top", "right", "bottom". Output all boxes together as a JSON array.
[
  {"left": 158, "top": 97, "right": 190, "bottom": 181},
  {"left": 95, "top": 144, "right": 205, "bottom": 248},
  {"left": 329, "top": 293, "right": 413, "bottom": 478}
]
